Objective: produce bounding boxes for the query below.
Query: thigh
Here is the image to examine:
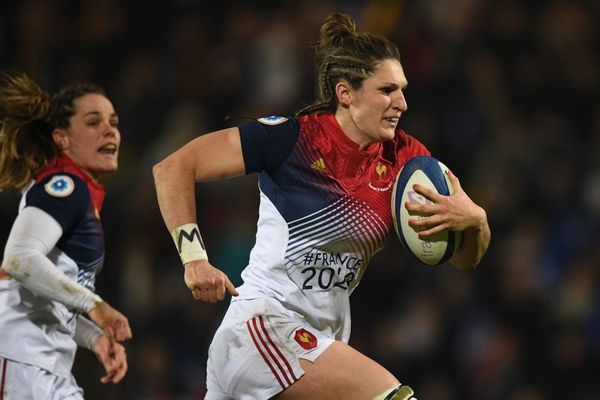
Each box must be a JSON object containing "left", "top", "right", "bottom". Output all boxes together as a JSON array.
[
  {"left": 206, "top": 298, "right": 335, "bottom": 400},
  {"left": 275, "top": 341, "right": 400, "bottom": 400}
]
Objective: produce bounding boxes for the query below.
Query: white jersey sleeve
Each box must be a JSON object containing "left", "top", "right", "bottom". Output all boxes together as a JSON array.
[{"left": 3, "top": 206, "right": 102, "bottom": 313}]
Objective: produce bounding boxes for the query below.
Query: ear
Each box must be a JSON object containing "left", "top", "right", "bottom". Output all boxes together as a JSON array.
[
  {"left": 52, "top": 129, "right": 69, "bottom": 151},
  {"left": 335, "top": 80, "right": 352, "bottom": 108}
]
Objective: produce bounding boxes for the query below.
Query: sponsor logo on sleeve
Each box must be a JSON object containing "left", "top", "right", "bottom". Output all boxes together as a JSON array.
[
  {"left": 44, "top": 175, "right": 75, "bottom": 197},
  {"left": 257, "top": 116, "right": 289, "bottom": 125}
]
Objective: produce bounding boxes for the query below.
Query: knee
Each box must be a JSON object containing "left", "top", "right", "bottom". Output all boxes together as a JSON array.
[{"left": 373, "top": 384, "right": 417, "bottom": 400}]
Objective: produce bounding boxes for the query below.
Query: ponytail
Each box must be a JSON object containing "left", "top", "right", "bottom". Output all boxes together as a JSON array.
[{"left": 0, "top": 72, "right": 55, "bottom": 192}]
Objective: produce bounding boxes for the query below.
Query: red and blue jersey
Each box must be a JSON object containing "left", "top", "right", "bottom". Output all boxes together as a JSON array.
[
  {"left": 28, "top": 154, "right": 106, "bottom": 291},
  {"left": 237, "top": 113, "right": 429, "bottom": 341},
  {"left": 0, "top": 154, "right": 106, "bottom": 376}
]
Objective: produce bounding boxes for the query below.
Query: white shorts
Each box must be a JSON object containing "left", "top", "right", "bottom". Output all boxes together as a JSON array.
[
  {"left": 205, "top": 298, "right": 335, "bottom": 400},
  {"left": 0, "top": 357, "right": 84, "bottom": 400}
]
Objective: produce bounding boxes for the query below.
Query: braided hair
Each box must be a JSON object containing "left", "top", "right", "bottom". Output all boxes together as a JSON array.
[{"left": 296, "top": 12, "right": 401, "bottom": 116}]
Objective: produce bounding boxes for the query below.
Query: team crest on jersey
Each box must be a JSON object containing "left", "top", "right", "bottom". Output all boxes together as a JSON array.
[
  {"left": 257, "top": 116, "right": 288, "bottom": 125},
  {"left": 368, "top": 162, "right": 393, "bottom": 192},
  {"left": 294, "top": 328, "right": 318, "bottom": 350},
  {"left": 44, "top": 175, "right": 75, "bottom": 197}
]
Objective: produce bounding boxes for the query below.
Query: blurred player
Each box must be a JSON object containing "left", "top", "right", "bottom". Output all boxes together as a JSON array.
[
  {"left": 153, "top": 12, "right": 490, "bottom": 400},
  {"left": 0, "top": 72, "right": 132, "bottom": 399}
]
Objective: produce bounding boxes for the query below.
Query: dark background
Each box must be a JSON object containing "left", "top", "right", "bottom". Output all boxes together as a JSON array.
[{"left": 1, "top": 1, "right": 599, "bottom": 399}]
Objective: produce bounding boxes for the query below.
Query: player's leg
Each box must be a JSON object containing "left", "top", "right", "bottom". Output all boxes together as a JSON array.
[
  {"left": 275, "top": 341, "right": 416, "bottom": 400},
  {"left": 0, "top": 358, "right": 84, "bottom": 400}
]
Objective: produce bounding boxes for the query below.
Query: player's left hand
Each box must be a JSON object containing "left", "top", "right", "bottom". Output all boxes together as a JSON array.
[
  {"left": 88, "top": 301, "right": 133, "bottom": 343},
  {"left": 93, "top": 334, "right": 128, "bottom": 384},
  {"left": 406, "top": 170, "right": 486, "bottom": 238}
]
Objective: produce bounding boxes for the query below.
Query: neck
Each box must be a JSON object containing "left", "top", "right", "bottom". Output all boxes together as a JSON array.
[{"left": 334, "top": 112, "right": 373, "bottom": 151}]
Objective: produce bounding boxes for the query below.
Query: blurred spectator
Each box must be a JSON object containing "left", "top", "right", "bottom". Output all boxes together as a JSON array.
[{"left": 1, "top": 0, "right": 599, "bottom": 398}]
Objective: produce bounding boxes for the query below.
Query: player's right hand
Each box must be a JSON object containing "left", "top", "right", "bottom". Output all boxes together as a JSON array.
[
  {"left": 93, "top": 334, "right": 128, "bottom": 384},
  {"left": 184, "top": 259, "right": 239, "bottom": 303},
  {"left": 89, "top": 302, "right": 133, "bottom": 342}
]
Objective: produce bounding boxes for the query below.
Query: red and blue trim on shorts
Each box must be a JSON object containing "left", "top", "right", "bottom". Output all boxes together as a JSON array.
[
  {"left": 246, "top": 315, "right": 299, "bottom": 390},
  {"left": 0, "top": 357, "right": 7, "bottom": 400}
]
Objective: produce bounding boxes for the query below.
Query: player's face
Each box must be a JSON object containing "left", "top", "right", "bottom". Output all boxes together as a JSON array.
[
  {"left": 55, "top": 93, "right": 121, "bottom": 180},
  {"left": 345, "top": 59, "right": 408, "bottom": 147}
]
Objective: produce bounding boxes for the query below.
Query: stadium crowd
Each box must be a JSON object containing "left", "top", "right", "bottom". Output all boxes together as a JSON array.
[{"left": 1, "top": 0, "right": 598, "bottom": 398}]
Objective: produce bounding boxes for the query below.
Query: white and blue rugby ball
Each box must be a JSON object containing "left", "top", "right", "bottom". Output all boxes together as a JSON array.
[{"left": 391, "top": 156, "right": 462, "bottom": 266}]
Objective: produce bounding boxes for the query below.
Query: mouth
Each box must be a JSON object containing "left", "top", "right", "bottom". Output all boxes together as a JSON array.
[
  {"left": 98, "top": 143, "right": 118, "bottom": 156},
  {"left": 383, "top": 116, "right": 400, "bottom": 127}
]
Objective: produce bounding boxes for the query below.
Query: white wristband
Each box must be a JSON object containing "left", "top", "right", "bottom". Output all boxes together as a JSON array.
[{"left": 171, "top": 223, "right": 208, "bottom": 265}]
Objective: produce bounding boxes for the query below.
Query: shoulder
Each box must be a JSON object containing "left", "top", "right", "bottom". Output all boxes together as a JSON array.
[
  {"left": 27, "top": 172, "right": 90, "bottom": 204},
  {"left": 398, "top": 130, "right": 429, "bottom": 154},
  {"left": 239, "top": 116, "right": 301, "bottom": 174},
  {"left": 383, "top": 129, "right": 430, "bottom": 161}
]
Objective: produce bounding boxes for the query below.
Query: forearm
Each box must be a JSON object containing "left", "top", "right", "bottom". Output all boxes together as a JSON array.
[
  {"left": 450, "top": 210, "right": 491, "bottom": 271},
  {"left": 74, "top": 314, "right": 103, "bottom": 351},
  {"left": 152, "top": 151, "right": 199, "bottom": 231},
  {"left": 3, "top": 207, "right": 102, "bottom": 313}
]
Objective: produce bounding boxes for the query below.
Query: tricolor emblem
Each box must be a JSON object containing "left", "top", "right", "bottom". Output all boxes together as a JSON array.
[
  {"left": 44, "top": 175, "right": 74, "bottom": 197},
  {"left": 294, "top": 328, "right": 318, "bottom": 350}
]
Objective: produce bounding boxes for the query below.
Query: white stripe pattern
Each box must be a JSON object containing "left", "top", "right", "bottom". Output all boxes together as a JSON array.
[{"left": 285, "top": 195, "right": 388, "bottom": 276}]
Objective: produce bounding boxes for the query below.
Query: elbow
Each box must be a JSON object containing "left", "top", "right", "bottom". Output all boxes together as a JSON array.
[
  {"left": 152, "top": 159, "right": 167, "bottom": 183},
  {"left": 450, "top": 257, "right": 479, "bottom": 272},
  {"left": 153, "top": 154, "right": 188, "bottom": 184},
  {"left": 450, "top": 249, "right": 486, "bottom": 272},
  {"left": 1, "top": 254, "right": 28, "bottom": 279}
]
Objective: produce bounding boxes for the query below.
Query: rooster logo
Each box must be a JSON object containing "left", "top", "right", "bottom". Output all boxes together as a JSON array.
[
  {"left": 294, "top": 328, "right": 318, "bottom": 350},
  {"left": 375, "top": 163, "right": 387, "bottom": 181}
]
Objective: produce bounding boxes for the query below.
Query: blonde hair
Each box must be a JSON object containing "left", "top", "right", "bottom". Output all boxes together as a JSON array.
[
  {"left": 0, "top": 71, "right": 105, "bottom": 191},
  {"left": 296, "top": 12, "right": 401, "bottom": 116}
]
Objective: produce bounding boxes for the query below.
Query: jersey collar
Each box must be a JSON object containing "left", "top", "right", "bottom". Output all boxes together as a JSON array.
[
  {"left": 319, "top": 113, "right": 382, "bottom": 158},
  {"left": 35, "top": 154, "right": 106, "bottom": 212}
]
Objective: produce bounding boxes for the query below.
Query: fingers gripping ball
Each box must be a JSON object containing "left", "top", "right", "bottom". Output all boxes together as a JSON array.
[{"left": 391, "top": 156, "right": 462, "bottom": 266}]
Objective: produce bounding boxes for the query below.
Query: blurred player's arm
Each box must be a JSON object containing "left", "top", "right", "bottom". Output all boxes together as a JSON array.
[
  {"left": 3, "top": 206, "right": 132, "bottom": 341},
  {"left": 75, "top": 315, "right": 128, "bottom": 384}
]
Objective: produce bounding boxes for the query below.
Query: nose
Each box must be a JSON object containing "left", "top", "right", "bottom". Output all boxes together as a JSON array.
[
  {"left": 103, "top": 122, "right": 119, "bottom": 137},
  {"left": 393, "top": 90, "right": 408, "bottom": 113}
]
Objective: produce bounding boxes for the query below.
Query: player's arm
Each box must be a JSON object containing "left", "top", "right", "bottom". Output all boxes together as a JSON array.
[
  {"left": 3, "top": 206, "right": 104, "bottom": 311},
  {"left": 153, "top": 127, "right": 245, "bottom": 229},
  {"left": 408, "top": 170, "right": 490, "bottom": 270},
  {"left": 74, "top": 315, "right": 128, "bottom": 384},
  {"left": 152, "top": 127, "right": 244, "bottom": 302},
  {"left": 443, "top": 171, "right": 490, "bottom": 270},
  {"left": 2, "top": 206, "right": 132, "bottom": 341}
]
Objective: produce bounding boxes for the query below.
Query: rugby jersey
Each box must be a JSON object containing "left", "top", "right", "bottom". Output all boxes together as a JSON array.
[
  {"left": 237, "top": 113, "right": 429, "bottom": 341},
  {"left": 0, "top": 154, "right": 106, "bottom": 376}
]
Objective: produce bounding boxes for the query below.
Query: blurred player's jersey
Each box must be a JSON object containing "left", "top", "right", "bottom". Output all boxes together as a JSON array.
[
  {"left": 238, "top": 113, "right": 429, "bottom": 341},
  {"left": 0, "top": 154, "right": 105, "bottom": 377}
]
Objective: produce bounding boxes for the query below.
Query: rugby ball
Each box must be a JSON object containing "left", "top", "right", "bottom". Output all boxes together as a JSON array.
[{"left": 391, "top": 156, "right": 462, "bottom": 266}]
